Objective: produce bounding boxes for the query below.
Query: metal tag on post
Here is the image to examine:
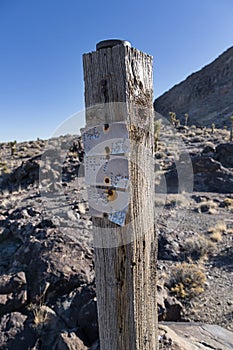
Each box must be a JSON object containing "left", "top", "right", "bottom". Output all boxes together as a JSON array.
[{"left": 82, "top": 122, "right": 130, "bottom": 226}]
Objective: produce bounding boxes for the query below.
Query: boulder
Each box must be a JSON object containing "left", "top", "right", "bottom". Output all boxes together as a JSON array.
[
  {"left": 164, "top": 156, "right": 233, "bottom": 193},
  {"left": 164, "top": 297, "right": 183, "bottom": 322},
  {"left": 157, "top": 281, "right": 183, "bottom": 322},
  {"left": 56, "top": 332, "right": 88, "bottom": 350},
  {"left": 192, "top": 156, "right": 233, "bottom": 192},
  {"left": 0, "top": 312, "right": 37, "bottom": 350},
  {"left": 159, "top": 323, "right": 233, "bottom": 350},
  {"left": 215, "top": 143, "right": 233, "bottom": 168},
  {"left": 0, "top": 312, "right": 27, "bottom": 348},
  {"left": 0, "top": 271, "right": 27, "bottom": 317},
  {"left": 202, "top": 142, "right": 215, "bottom": 155},
  {"left": 77, "top": 299, "right": 98, "bottom": 345},
  {"left": 3, "top": 158, "right": 40, "bottom": 191},
  {"left": 192, "top": 156, "right": 221, "bottom": 173},
  {"left": 13, "top": 230, "right": 94, "bottom": 302}
]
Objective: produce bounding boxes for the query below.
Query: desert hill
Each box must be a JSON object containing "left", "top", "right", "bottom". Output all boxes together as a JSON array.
[{"left": 154, "top": 46, "right": 233, "bottom": 128}]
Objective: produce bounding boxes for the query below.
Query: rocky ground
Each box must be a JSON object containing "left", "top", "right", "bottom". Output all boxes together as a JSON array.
[{"left": 0, "top": 124, "right": 232, "bottom": 349}]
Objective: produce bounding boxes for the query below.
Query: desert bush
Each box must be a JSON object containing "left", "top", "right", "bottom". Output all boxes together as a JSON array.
[
  {"left": 208, "top": 221, "right": 233, "bottom": 239},
  {"left": 182, "top": 234, "right": 215, "bottom": 260},
  {"left": 197, "top": 200, "right": 218, "bottom": 214},
  {"left": 222, "top": 197, "right": 233, "bottom": 210},
  {"left": 169, "top": 111, "right": 176, "bottom": 126},
  {"left": 208, "top": 222, "right": 227, "bottom": 238},
  {"left": 169, "top": 262, "right": 206, "bottom": 300},
  {"left": 8, "top": 140, "right": 17, "bottom": 155},
  {"left": 0, "top": 162, "right": 10, "bottom": 174}
]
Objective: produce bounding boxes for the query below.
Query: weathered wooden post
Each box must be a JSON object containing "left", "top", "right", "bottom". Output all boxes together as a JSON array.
[{"left": 82, "top": 39, "right": 157, "bottom": 350}]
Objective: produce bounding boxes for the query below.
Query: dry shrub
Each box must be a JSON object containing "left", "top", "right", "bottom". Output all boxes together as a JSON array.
[
  {"left": 209, "top": 231, "right": 222, "bottom": 242},
  {"left": 169, "top": 262, "right": 206, "bottom": 300},
  {"left": 0, "top": 162, "right": 10, "bottom": 174},
  {"left": 197, "top": 200, "right": 218, "bottom": 214},
  {"left": 30, "top": 304, "right": 49, "bottom": 330},
  {"left": 208, "top": 222, "right": 227, "bottom": 241},
  {"left": 223, "top": 197, "right": 233, "bottom": 210},
  {"left": 182, "top": 234, "right": 215, "bottom": 260},
  {"left": 165, "top": 194, "right": 189, "bottom": 208}
]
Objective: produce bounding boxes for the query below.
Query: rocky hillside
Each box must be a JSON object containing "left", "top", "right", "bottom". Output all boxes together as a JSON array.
[
  {"left": 0, "top": 125, "right": 233, "bottom": 349},
  {"left": 154, "top": 46, "right": 233, "bottom": 128}
]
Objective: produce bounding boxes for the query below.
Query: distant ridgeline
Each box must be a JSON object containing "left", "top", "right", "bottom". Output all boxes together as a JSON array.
[{"left": 154, "top": 46, "right": 233, "bottom": 128}]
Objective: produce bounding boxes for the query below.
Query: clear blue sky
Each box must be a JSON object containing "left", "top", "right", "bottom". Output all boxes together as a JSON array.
[{"left": 1, "top": 0, "right": 233, "bottom": 142}]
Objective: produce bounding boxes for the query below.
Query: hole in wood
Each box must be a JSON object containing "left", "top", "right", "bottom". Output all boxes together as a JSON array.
[
  {"left": 107, "top": 189, "right": 117, "bottom": 201},
  {"left": 103, "top": 123, "right": 109, "bottom": 132},
  {"left": 104, "top": 177, "right": 110, "bottom": 185},
  {"left": 100, "top": 79, "right": 107, "bottom": 86}
]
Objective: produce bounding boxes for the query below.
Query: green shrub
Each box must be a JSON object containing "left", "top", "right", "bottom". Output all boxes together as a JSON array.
[{"left": 8, "top": 140, "right": 17, "bottom": 155}]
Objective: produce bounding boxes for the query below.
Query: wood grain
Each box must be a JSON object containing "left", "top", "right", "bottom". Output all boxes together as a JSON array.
[{"left": 83, "top": 44, "right": 158, "bottom": 350}]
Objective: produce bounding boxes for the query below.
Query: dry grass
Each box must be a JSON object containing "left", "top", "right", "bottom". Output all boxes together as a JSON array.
[
  {"left": 182, "top": 234, "right": 216, "bottom": 260},
  {"left": 208, "top": 222, "right": 227, "bottom": 235},
  {"left": 27, "top": 282, "right": 50, "bottom": 332},
  {"left": 27, "top": 301, "right": 51, "bottom": 333},
  {"left": 209, "top": 231, "right": 223, "bottom": 242},
  {"left": 207, "top": 221, "right": 233, "bottom": 241}
]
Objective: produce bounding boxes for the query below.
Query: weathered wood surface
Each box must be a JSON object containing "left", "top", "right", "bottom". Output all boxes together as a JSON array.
[
  {"left": 83, "top": 44, "right": 157, "bottom": 350},
  {"left": 159, "top": 322, "right": 233, "bottom": 350}
]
